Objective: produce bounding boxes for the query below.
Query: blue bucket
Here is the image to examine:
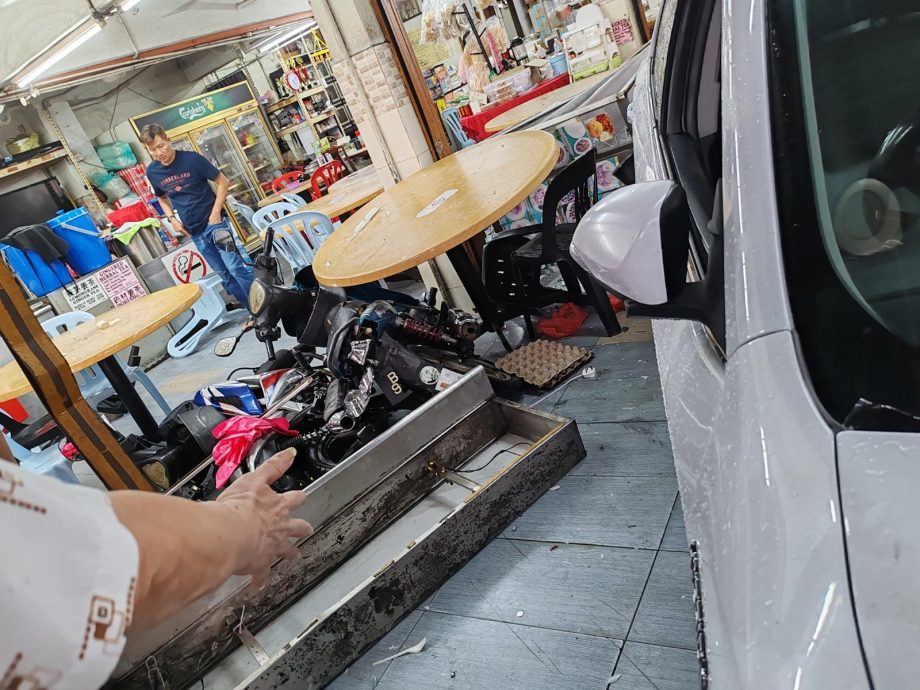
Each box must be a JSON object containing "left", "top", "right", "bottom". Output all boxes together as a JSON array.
[
  {"left": 46, "top": 208, "right": 111, "bottom": 275},
  {"left": 0, "top": 244, "right": 71, "bottom": 297},
  {"left": 549, "top": 53, "right": 568, "bottom": 76}
]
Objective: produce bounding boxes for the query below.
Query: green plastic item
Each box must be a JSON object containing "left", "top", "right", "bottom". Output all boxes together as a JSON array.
[{"left": 113, "top": 218, "right": 161, "bottom": 245}]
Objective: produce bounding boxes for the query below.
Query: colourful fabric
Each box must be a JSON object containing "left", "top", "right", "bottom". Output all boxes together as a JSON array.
[
  {"left": 212, "top": 416, "right": 298, "bottom": 489},
  {"left": 460, "top": 73, "right": 570, "bottom": 142}
]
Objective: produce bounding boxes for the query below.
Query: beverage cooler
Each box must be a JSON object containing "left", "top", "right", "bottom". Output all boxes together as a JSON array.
[{"left": 129, "top": 82, "right": 282, "bottom": 244}]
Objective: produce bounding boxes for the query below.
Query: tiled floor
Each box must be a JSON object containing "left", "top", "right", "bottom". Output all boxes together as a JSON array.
[
  {"left": 72, "top": 312, "right": 699, "bottom": 689},
  {"left": 328, "top": 316, "right": 699, "bottom": 690}
]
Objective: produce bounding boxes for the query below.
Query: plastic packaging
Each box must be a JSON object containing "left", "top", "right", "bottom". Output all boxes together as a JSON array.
[
  {"left": 89, "top": 171, "right": 132, "bottom": 201},
  {"left": 96, "top": 141, "right": 138, "bottom": 171}
]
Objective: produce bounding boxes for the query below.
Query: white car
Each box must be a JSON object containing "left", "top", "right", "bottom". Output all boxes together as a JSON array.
[{"left": 571, "top": 0, "right": 919, "bottom": 688}]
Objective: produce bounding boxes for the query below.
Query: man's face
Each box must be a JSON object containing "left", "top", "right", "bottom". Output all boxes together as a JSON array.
[{"left": 146, "top": 135, "right": 175, "bottom": 165}]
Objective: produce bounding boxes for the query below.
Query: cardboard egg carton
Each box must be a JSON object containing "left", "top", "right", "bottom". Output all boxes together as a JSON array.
[{"left": 496, "top": 340, "right": 592, "bottom": 389}]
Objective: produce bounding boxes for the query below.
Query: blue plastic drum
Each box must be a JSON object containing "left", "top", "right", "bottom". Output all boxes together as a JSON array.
[{"left": 46, "top": 208, "right": 111, "bottom": 275}]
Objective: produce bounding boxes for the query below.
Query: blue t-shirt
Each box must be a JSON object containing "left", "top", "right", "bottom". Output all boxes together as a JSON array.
[{"left": 146, "top": 150, "right": 221, "bottom": 235}]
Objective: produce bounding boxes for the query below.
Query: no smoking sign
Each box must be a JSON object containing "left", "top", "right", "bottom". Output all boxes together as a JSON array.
[{"left": 161, "top": 245, "right": 210, "bottom": 285}]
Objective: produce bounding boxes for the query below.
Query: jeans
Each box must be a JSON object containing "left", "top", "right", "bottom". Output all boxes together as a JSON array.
[{"left": 192, "top": 219, "right": 254, "bottom": 310}]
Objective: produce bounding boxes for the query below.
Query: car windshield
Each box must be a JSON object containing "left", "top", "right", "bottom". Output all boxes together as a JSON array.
[{"left": 771, "top": 0, "right": 920, "bottom": 428}]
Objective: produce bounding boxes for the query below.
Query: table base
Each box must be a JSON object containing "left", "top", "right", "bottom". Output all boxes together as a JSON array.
[
  {"left": 446, "top": 244, "right": 512, "bottom": 352},
  {"left": 97, "top": 357, "right": 162, "bottom": 439}
]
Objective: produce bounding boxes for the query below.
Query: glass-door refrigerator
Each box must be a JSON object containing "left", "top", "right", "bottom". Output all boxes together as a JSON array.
[{"left": 227, "top": 110, "right": 283, "bottom": 197}]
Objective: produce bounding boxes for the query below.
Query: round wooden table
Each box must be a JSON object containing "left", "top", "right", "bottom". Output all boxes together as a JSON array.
[
  {"left": 297, "top": 169, "right": 384, "bottom": 219},
  {"left": 313, "top": 131, "right": 557, "bottom": 347},
  {"left": 484, "top": 73, "right": 609, "bottom": 133},
  {"left": 0, "top": 284, "right": 202, "bottom": 437}
]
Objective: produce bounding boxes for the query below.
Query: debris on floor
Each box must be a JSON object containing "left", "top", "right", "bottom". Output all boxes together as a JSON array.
[
  {"left": 548, "top": 485, "right": 560, "bottom": 491},
  {"left": 516, "top": 611, "right": 524, "bottom": 617},
  {"left": 373, "top": 637, "right": 427, "bottom": 666},
  {"left": 496, "top": 340, "right": 592, "bottom": 388},
  {"left": 536, "top": 303, "right": 588, "bottom": 339}
]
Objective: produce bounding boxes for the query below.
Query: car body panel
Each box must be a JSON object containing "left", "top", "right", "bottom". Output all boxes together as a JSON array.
[
  {"left": 721, "top": 0, "right": 794, "bottom": 357},
  {"left": 630, "top": 1, "right": 871, "bottom": 686},
  {"left": 837, "top": 431, "right": 920, "bottom": 690}
]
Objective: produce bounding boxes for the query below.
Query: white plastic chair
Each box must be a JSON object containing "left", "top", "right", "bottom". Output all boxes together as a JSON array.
[
  {"left": 262, "top": 211, "right": 335, "bottom": 273},
  {"left": 3, "top": 431, "right": 79, "bottom": 484},
  {"left": 281, "top": 192, "right": 309, "bottom": 207},
  {"left": 228, "top": 198, "right": 257, "bottom": 235},
  {"left": 41, "top": 311, "right": 172, "bottom": 416},
  {"left": 167, "top": 274, "right": 246, "bottom": 359},
  {"left": 252, "top": 201, "right": 299, "bottom": 232}
]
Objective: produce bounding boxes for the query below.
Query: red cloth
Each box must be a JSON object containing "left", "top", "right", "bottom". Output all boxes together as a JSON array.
[
  {"left": 212, "top": 416, "right": 298, "bottom": 489},
  {"left": 537, "top": 303, "right": 589, "bottom": 339},
  {"left": 460, "top": 73, "right": 570, "bottom": 142},
  {"left": 107, "top": 200, "right": 154, "bottom": 227}
]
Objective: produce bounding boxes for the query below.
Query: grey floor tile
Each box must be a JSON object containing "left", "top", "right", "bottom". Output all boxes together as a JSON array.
[
  {"left": 503, "top": 475, "right": 678, "bottom": 549},
  {"left": 660, "top": 498, "right": 688, "bottom": 552},
  {"left": 560, "top": 335, "right": 600, "bottom": 348},
  {"left": 327, "top": 609, "right": 424, "bottom": 690},
  {"left": 570, "top": 422, "right": 675, "bottom": 477},
  {"left": 428, "top": 538, "right": 653, "bottom": 639},
  {"left": 588, "top": 340, "right": 659, "bottom": 379},
  {"left": 554, "top": 376, "right": 667, "bottom": 424},
  {"left": 613, "top": 641, "right": 700, "bottom": 690},
  {"left": 365, "top": 611, "right": 621, "bottom": 690},
  {"left": 629, "top": 551, "right": 697, "bottom": 650}
]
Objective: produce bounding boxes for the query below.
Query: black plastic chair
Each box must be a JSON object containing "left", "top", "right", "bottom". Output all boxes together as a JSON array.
[
  {"left": 482, "top": 148, "right": 621, "bottom": 338},
  {"left": 0, "top": 409, "right": 64, "bottom": 450}
]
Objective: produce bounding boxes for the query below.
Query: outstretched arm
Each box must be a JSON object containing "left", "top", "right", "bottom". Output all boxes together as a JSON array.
[{"left": 111, "top": 448, "right": 312, "bottom": 629}]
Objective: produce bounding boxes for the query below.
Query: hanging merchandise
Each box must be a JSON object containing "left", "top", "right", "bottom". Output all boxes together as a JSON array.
[{"left": 95, "top": 141, "right": 138, "bottom": 171}]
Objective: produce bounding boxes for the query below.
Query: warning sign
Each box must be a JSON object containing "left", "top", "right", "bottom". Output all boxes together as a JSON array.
[{"left": 161, "top": 245, "right": 210, "bottom": 284}]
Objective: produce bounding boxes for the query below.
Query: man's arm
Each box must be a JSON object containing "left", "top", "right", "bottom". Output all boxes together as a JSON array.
[
  {"left": 111, "top": 448, "right": 312, "bottom": 629},
  {"left": 158, "top": 194, "right": 188, "bottom": 235},
  {"left": 208, "top": 172, "right": 231, "bottom": 226}
]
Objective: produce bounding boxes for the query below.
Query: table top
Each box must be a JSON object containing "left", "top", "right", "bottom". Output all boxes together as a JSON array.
[
  {"left": 484, "top": 73, "right": 609, "bottom": 133},
  {"left": 329, "top": 166, "right": 377, "bottom": 192},
  {"left": 0, "top": 284, "right": 202, "bottom": 403},
  {"left": 312, "top": 130, "right": 557, "bottom": 287},
  {"left": 459, "top": 73, "right": 570, "bottom": 142},
  {"left": 297, "top": 169, "right": 384, "bottom": 219},
  {"left": 258, "top": 179, "right": 315, "bottom": 208}
]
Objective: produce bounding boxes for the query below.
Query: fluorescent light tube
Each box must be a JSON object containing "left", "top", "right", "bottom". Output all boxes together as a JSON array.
[
  {"left": 259, "top": 22, "right": 316, "bottom": 54},
  {"left": 15, "top": 21, "right": 103, "bottom": 88}
]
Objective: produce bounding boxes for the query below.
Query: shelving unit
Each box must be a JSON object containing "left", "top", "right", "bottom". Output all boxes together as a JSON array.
[
  {"left": 263, "top": 26, "right": 359, "bottom": 161},
  {"left": 0, "top": 146, "right": 68, "bottom": 181}
]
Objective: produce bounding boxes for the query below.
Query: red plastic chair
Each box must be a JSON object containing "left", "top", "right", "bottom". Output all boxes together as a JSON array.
[
  {"left": 271, "top": 171, "right": 303, "bottom": 194},
  {"left": 310, "top": 159, "right": 347, "bottom": 198}
]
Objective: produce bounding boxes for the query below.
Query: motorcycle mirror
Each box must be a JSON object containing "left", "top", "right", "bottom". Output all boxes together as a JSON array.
[
  {"left": 214, "top": 334, "right": 240, "bottom": 357},
  {"left": 213, "top": 228, "right": 237, "bottom": 254}
]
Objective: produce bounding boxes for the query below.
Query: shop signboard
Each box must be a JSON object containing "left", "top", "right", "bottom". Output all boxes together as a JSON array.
[
  {"left": 62, "top": 258, "right": 148, "bottom": 311},
  {"left": 131, "top": 82, "right": 254, "bottom": 134}
]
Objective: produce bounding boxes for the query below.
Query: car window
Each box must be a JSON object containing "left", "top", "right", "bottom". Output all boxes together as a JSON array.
[
  {"left": 770, "top": 0, "right": 920, "bottom": 427},
  {"left": 651, "top": 0, "right": 679, "bottom": 116}
]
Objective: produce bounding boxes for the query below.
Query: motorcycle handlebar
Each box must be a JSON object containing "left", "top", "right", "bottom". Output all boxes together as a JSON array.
[{"left": 264, "top": 227, "right": 275, "bottom": 256}]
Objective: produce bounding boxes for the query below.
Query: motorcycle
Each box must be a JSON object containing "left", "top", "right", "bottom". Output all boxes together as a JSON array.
[{"left": 183, "top": 225, "right": 521, "bottom": 498}]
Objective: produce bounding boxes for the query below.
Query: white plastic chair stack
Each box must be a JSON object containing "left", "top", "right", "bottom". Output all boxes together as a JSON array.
[
  {"left": 252, "top": 201, "right": 299, "bottom": 232},
  {"left": 262, "top": 211, "right": 336, "bottom": 274},
  {"left": 167, "top": 273, "right": 245, "bottom": 359}
]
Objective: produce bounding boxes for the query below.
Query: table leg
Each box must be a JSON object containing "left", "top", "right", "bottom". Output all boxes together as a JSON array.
[
  {"left": 446, "top": 244, "right": 513, "bottom": 352},
  {"left": 97, "top": 356, "right": 161, "bottom": 439}
]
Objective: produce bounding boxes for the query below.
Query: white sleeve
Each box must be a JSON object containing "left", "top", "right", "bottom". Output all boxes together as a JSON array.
[{"left": 0, "top": 462, "right": 139, "bottom": 689}]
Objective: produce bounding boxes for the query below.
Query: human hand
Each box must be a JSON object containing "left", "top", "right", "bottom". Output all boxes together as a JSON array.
[
  {"left": 215, "top": 448, "right": 313, "bottom": 588},
  {"left": 208, "top": 211, "right": 222, "bottom": 226},
  {"left": 171, "top": 218, "right": 189, "bottom": 236}
]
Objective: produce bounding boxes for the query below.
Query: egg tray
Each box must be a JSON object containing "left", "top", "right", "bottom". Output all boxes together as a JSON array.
[{"left": 496, "top": 340, "right": 593, "bottom": 389}]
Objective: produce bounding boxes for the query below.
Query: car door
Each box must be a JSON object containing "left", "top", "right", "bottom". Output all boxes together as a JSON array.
[{"left": 631, "top": 0, "right": 870, "bottom": 688}]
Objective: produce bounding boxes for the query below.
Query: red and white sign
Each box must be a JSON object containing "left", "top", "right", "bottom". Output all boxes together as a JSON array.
[{"left": 161, "top": 245, "right": 210, "bottom": 285}]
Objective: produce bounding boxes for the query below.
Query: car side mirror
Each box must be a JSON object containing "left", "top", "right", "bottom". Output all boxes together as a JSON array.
[{"left": 571, "top": 180, "right": 725, "bottom": 348}]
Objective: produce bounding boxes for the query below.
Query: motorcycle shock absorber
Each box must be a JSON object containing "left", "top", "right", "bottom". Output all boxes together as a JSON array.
[
  {"left": 277, "top": 428, "right": 330, "bottom": 452},
  {"left": 396, "top": 316, "right": 458, "bottom": 346}
]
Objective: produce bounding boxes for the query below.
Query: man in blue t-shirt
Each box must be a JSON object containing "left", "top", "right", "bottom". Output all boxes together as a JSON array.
[{"left": 142, "top": 123, "right": 253, "bottom": 310}]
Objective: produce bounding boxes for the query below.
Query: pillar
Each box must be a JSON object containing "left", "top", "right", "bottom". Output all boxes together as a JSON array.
[{"left": 311, "top": 0, "right": 474, "bottom": 312}]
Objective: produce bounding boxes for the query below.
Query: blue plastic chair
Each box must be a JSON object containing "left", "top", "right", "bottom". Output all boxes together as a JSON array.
[
  {"left": 4, "top": 431, "right": 79, "bottom": 484},
  {"left": 441, "top": 106, "right": 476, "bottom": 150},
  {"left": 167, "top": 274, "right": 246, "bottom": 359},
  {"left": 252, "top": 201, "right": 299, "bottom": 232},
  {"left": 263, "top": 211, "right": 336, "bottom": 273},
  {"left": 41, "top": 311, "right": 172, "bottom": 416}
]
